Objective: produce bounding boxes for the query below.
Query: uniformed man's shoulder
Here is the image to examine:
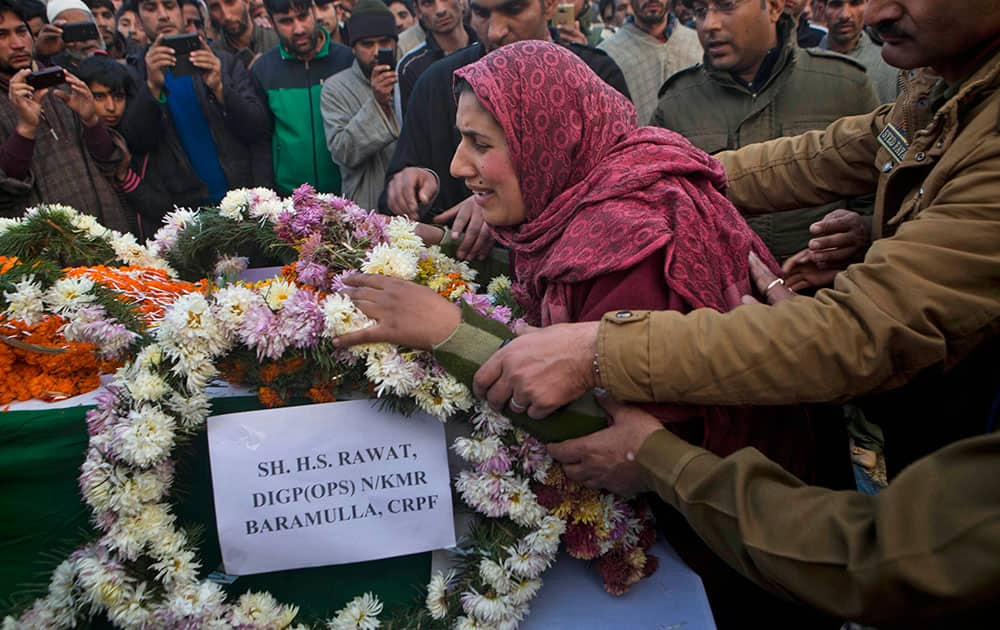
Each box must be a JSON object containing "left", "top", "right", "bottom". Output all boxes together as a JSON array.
[
  {"left": 658, "top": 63, "right": 707, "bottom": 98},
  {"left": 799, "top": 47, "right": 870, "bottom": 77}
]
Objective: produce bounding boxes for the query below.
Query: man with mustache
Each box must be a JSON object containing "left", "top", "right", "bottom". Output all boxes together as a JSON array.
[
  {"left": 818, "top": 0, "right": 897, "bottom": 103},
  {"left": 207, "top": 0, "right": 279, "bottom": 68},
  {"left": 251, "top": 0, "right": 354, "bottom": 195},
  {"left": 598, "top": 0, "right": 703, "bottom": 125},
  {"left": 395, "top": 0, "right": 478, "bottom": 119},
  {"left": 117, "top": 0, "right": 273, "bottom": 208},
  {"left": 652, "top": 0, "right": 878, "bottom": 266},
  {"left": 0, "top": 0, "right": 133, "bottom": 232}
]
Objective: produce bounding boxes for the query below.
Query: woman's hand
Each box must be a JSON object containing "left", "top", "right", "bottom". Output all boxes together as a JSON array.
[
  {"left": 742, "top": 251, "right": 797, "bottom": 305},
  {"left": 332, "top": 274, "right": 461, "bottom": 350}
]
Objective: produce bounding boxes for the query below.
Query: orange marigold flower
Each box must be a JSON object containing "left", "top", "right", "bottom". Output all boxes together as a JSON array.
[{"left": 258, "top": 386, "right": 285, "bottom": 408}]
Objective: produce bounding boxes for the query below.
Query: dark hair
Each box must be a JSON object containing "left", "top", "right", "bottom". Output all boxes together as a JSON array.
[
  {"left": 76, "top": 54, "right": 136, "bottom": 96},
  {"left": 85, "top": 0, "right": 116, "bottom": 14},
  {"left": 17, "top": 0, "right": 45, "bottom": 21},
  {"left": 384, "top": 0, "right": 414, "bottom": 15},
  {"left": 124, "top": 0, "right": 193, "bottom": 15},
  {"left": 598, "top": 0, "right": 615, "bottom": 17},
  {"left": 0, "top": 0, "right": 27, "bottom": 23},
  {"left": 264, "top": 0, "right": 314, "bottom": 15}
]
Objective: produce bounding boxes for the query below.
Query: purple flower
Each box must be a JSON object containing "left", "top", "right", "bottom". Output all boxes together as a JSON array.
[
  {"left": 478, "top": 447, "right": 512, "bottom": 474},
  {"left": 277, "top": 289, "right": 324, "bottom": 349},
  {"left": 296, "top": 260, "right": 327, "bottom": 288},
  {"left": 86, "top": 385, "right": 121, "bottom": 436},
  {"left": 238, "top": 304, "right": 287, "bottom": 360}
]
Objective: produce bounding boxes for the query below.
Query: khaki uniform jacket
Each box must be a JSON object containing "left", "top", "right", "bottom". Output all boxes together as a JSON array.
[
  {"left": 638, "top": 428, "right": 1000, "bottom": 627},
  {"left": 600, "top": 49, "right": 1000, "bottom": 408},
  {"left": 651, "top": 16, "right": 879, "bottom": 259}
]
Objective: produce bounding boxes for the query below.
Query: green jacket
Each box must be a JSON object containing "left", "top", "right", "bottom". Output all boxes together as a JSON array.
[
  {"left": 251, "top": 31, "right": 354, "bottom": 196},
  {"left": 652, "top": 16, "right": 879, "bottom": 259}
]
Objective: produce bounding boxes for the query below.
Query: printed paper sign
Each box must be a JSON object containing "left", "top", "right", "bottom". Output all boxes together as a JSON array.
[{"left": 207, "top": 400, "right": 455, "bottom": 575}]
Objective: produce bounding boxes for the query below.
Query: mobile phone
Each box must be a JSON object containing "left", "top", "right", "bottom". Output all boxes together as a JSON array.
[
  {"left": 61, "top": 21, "right": 101, "bottom": 42},
  {"left": 552, "top": 3, "right": 575, "bottom": 29},
  {"left": 25, "top": 66, "right": 66, "bottom": 89},
  {"left": 376, "top": 47, "right": 395, "bottom": 68},
  {"left": 163, "top": 32, "right": 203, "bottom": 76}
]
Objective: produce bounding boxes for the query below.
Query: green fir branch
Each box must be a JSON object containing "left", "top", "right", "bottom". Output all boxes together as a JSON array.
[{"left": 0, "top": 208, "right": 117, "bottom": 267}]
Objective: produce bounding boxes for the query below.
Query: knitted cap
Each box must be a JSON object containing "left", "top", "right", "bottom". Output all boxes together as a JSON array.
[
  {"left": 347, "top": 0, "right": 397, "bottom": 46},
  {"left": 46, "top": 0, "right": 93, "bottom": 22}
]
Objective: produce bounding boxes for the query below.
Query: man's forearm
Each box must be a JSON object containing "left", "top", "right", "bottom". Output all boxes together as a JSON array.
[
  {"left": 0, "top": 131, "right": 35, "bottom": 181},
  {"left": 638, "top": 429, "right": 1000, "bottom": 625}
]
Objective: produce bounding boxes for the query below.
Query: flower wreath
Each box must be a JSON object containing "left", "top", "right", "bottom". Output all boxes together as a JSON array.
[{"left": 6, "top": 188, "right": 657, "bottom": 629}]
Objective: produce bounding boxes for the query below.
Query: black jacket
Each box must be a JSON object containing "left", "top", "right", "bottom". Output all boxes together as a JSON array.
[
  {"left": 381, "top": 38, "right": 631, "bottom": 219},
  {"left": 118, "top": 46, "right": 274, "bottom": 208},
  {"left": 397, "top": 23, "right": 480, "bottom": 120}
]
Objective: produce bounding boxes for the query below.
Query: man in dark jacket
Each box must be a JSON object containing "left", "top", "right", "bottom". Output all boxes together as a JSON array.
[
  {"left": 381, "top": 0, "right": 630, "bottom": 258},
  {"left": 252, "top": 0, "right": 353, "bottom": 195},
  {"left": 117, "top": 0, "right": 273, "bottom": 208},
  {"left": 0, "top": 0, "right": 133, "bottom": 233},
  {"left": 395, "top": 0, "right": 478, "bottom": 119}
]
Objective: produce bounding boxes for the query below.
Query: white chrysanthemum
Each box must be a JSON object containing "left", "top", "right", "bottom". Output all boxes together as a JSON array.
[
  {"left": 413, "top": 374, "right": 474, "bottom": 420},
  {"left": 0, "top": 216, "right": 19, "bottom": 235},
  {"left": 425, "top": 570, "right": 454, "bottom": 620},
  {"left": 151, "top": 547, "right": 199, "bottom": 588},
  {"left": 461, "top": 589, "right": 513, "bottom": 625},
  {"left": 127, "top": 370, "right": 172, "bottom": 402},
  {"left": 364, "top": 347, "right": 422, "bottom": 397},
  {"left": 471, "top": 405, "right": 513, "bottom": 437},
  {"left": 385, "top": 216, "right": 423, "bottom": 250},
  {"left": 230, "top": 591, "right": 299, "bottom": 627},
  {"left": 262, "top": 278, "right": 298, "bottom": 311},
  {"left": 166, "top": 581, "right": 226, "bottom": 619},
  {"left": 219, "top": 189, "right": 251, "bottom": 220},
  {"left": 454, "top": 616, "right": 487, "bottom": 630},
  {"left": 147, "top": 526, "right": 188, "bottom": 559},
  {"left": 424, "top": 246, "right": 477, "bottom": 282},
  {"left": 250, "top": 197, "right": 288, "bottom": 222},
  {"left": 434, "top": 373, "right": 475, "bottom": 411},
  {"left": 45, "top": 558, "right": 77, "bottom": 613},
  {"left": 507, "top": 479, "right": 545, "bottom": 528},
  {"left": 479, "top": 558, "right": 514, "bottom": 594},
  {"left": 327, "top": 592, "right": 382, "bottom": 630},
  {"left": 134, "top": 343, "right": 164, "bottom": 370},
  {"left": 114, "top": 405, "right": 177, "bottom": 467},
  {"left": 487, "top": 275, "right": 512, "bottom": 296},
  {"left": 321, "top": 293, "right": 373, "bottom": 338},
  {"left": 522, "top": 516, "right": 565, "bottom": 557},
  {"left": 166, "top": 391, "right": 213, "bottom": 429},
  {"left": 508, "top": 578, "right": 542, "bottom": 606},
  {"left": 212, "top": 255, "right": 249, "bottom": 280},
  {"left": 213, "top": 284, "right": 265, "bottom": 335},
  {"left": 70, "top": 211, "right": 108, "bottom": 239},
  {"left": 106, "top": 582, "right": 152, "bottom": 628},
  {"left": 3, "top": 276, "right": 45, "bottom": 325},
  {"left": 504, "top": 541, "right": 552, "bottom": 579},
  {"left": 43, "top": 275, "right": 95, "bottom": 314},
  {"left": 157, "top": 293, "right": 229, "bottom": 359},
  {"left": 452, "top": 436, "right": 502, "bottom": 464},
  {"left": 361, "top": 243, "right": 419, "bottom": 280},
  {"left": 111, "top": 233, "right": 153, "bottom": 266}
]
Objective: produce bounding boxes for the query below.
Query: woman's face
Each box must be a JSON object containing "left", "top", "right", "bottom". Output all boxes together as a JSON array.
[{"left": 450, "top": 90, "right": 526, "bottom": 226}]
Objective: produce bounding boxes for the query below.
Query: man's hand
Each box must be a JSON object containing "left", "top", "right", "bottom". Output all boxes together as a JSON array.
[
  {"left": 53, "top": 72, "right": 100, "bottom": 126},
  {"left": 547, "top": 395, "right": 663, "bottom": 495},
  {"left": 782, "top": 209, "right": 870, "bottom": 290},
  {"left": 8, "top": 69, "right": 44, "bottom": 137},
  {"left": 473, "top": 320, "right": 598, "bottom": 419},
  {"left": 190, "top": 38, "right": 224, "bottom": 102},
  {"left": 555, "top": 23, "right": 588, "bottom": 45},
  {"left": 34, "top": 23, "right": 65, "bottom": 58},
  {"left": 331, "top": 274, "right": 461, "bottom": 350},
  {"left": 433, "top": 196, "right": 494, "bottom": 260},
  {"left": 386, "top": 167, "right": 439, "bottom": 220},
  {"left": 145, "top": 34, "right": 176, "bottom": 99},
  {"left": 254, "top": 15, "right": 273, "bottom": 30},
  {"left": 741, "top": 251, "right": 796, "bottom": 305},
  {"left": 371, "top": 64, "right": 397, "bottom": 115}
]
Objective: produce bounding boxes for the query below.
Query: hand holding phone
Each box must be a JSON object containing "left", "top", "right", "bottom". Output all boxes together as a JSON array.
[
  {"left": 376, "top": 48, "right": 396, "bottom": 69},
  {"left": 25, "top": 66, "right": 66, "bottom": 90},
  {"left": 552, "top": 3, "right": 576, "bottom": 29},
  {"left": 163, "top": 32, "right": 203, "bottom": 76},
  {"left": 61, "top": 21, "right": 100, "bottom": 43}
]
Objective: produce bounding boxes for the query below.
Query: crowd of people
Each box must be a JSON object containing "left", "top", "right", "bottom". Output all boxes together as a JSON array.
[{"left": 0, "top": 0, "right": 997, "bottom": 627}]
